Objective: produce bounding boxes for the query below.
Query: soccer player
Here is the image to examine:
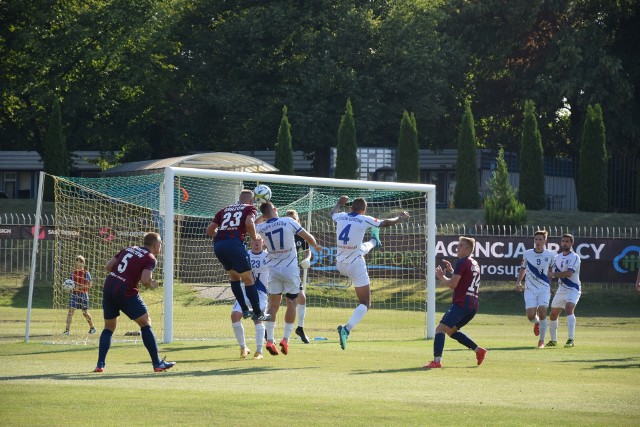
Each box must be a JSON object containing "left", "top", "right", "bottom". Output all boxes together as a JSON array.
[
  {"left": 330, "top": 195, "right": 409, "bottom": 350},
  {"left": 231, "top": 237, "right": 269, "bottom": 360},
  {"left": 63, "top": 255, "right": 96, "bottom": 335},
  {"left": 515, "top": 229, "right": 555, "bottom": 348},
  {"left": 547, "top": 234, "right": 581, "bottom": 348},
  {"left": 424, "top": 236, "right": 487, "bottom": 369},
  {"left": 206, "top": 189, "right": 270, "bottom": 322},
  {"left": 285, "top": 209, "right": 313, "bottom": 344},
  {"left": 256, "top": 202, "right": 321, "bottom": 356},
  {"left": 636, "top": 270, "right": 640, "bottom": 295},
  {"left": 94, "top": 232, "right": 175, "bottom": 373}
]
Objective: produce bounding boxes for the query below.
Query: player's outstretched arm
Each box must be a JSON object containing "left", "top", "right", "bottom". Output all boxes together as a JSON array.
[
  {"left": 329, "top": 196, "right": 349, "bottom": 216},
  {"left": 379, "top": 211, "right": 410, "bottom": 228},
  {"left": 206, "top": 221, "right": 218, "bottom": 238},
  {"left": 299, "top": 230, "right": 322, "bottom": 253}
]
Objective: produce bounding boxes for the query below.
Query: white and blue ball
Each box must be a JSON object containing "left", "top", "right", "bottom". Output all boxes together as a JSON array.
[
  {"left": 63, "top": 279, "right": 75, "bottom": 291},
  {"left": 253, "top": 184, "right": 272, "bottom": 202}
]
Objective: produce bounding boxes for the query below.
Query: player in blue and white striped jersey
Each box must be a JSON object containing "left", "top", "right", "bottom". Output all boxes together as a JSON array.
[
  {"left": 547, "top": 234, "right": 581, "bottom": 348},
  {"left": 330, "top": 196, "right": 409, "bottom": 350},
  {"left": 516, "top": 230, "right": 555, "bottom": 348}
]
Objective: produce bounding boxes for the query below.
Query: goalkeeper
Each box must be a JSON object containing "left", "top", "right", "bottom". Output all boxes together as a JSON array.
[
  {"left": 286, "top": 210, "right": 313, "bottom": 344},
  {"left": 63, "top": 255, "right": 96, "bottom": 336}
]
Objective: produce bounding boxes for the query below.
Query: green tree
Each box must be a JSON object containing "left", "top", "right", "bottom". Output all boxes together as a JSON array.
[
  {"left": 43, "top": 99, "right": 69, "bottom": 201},
  {"left": 485, "top": 148, "right": 527, "bottom": 226},
  {"left": 577, "top": 104, "right": 608, "bottom": 212},
  {"left": 518, "top": 100, "right": 545, "bottom": 210},
  {"left": 454, "top": 100, "right": 480, "bottom": 208},
  {"left": 275, "top": 106, "right": 294, "bottom": 175},
  {"left": 396, "top": 111, "right": 420, "bottom": 182},
  {"left": 335, "top": 98, "right": 358, "bottom": 179}
]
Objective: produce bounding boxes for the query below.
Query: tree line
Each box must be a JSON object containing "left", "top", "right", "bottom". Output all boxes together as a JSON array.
[{"left": 1, "top": 0, "right": 638, "bottom": 179}]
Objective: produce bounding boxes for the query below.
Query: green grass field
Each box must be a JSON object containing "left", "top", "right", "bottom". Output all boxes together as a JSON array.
[{"left": 1, "top": 281, "right": 639, "bottom": 426}]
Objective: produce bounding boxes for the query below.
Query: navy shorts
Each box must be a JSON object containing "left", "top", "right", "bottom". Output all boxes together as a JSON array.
[
  {"left": 440, "top": 303, "right": 476, "bottom": 330},
  {"left": 69, "top": 292, "right": 89, "bottom": 310},
  {"left": 214, "top": 239, "right": 251, "bottom": 273},
  {"left": 102, "top": 279, "right": 148, "bottom": 321}
]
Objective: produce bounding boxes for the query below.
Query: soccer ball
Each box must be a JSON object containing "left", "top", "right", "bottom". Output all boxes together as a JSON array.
[
  {"left": 63, "top": 279, "right": 75, "bottom": 291},
  {"left": 253, "top": 184, "right": 272, "bottom": 202}
]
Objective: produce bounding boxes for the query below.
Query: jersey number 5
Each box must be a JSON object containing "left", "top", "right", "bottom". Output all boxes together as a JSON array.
[{"left": 117, "top": 253, "right": 134, "bottom": 273}]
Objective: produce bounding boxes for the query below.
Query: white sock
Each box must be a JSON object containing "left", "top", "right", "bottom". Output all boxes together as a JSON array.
[
  {"left": 346, "top": 304, "right": 368, "bottom": 331},
  {"left": 266, "top": 321, "right": 276, "bottom": 341},
  {"left": 232, "top": 321, "right": 245, "bottom": 348},
  {"left": 530, "top": 316, "right": 539, "bottom": 324},
  {"left": 567, "top": 314, "right": 576, "bottom": 339},
  {"left": 550, "top": 319, "right": 558, "bottom": 341},
  {"left": 361, "top": 240, "right": 375, "bottom": 255},
  {"left": 254, "top": 323, "right": 265, "bottom": 353},
  {"left": 283, "top": 322, "right": 294, "bottom": 341},
  {"left": 297, "top": 304, "right": 306, "bottom": 327},
  {"left": 539, "top": 319, "right": 547, "bottom": 341}
]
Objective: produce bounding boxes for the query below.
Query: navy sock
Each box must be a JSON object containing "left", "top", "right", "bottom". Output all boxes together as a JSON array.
[
  {"left": 230, "top": 281, "right": 249, "bottom": 312},
  {"left": 434, "top": 332, "right": 446, "bottom": 358},
  {"left": 244, "top": 285, "right": 262, "bottom": 315},
  {"left": 451, "top": 331, "right": 477, "bottom": 350},
  {"left": 96, "top": 329, "right": 113, "bottom": 368},
  {"left": 141, "top": 325, "right": 161, "bottom": 366}
]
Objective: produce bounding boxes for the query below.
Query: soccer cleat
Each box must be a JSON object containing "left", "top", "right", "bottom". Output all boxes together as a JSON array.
[
  {"left": 546, "top": 340, "right": 557, "bottom": 347},
  {"left": 476, "top": 347, "right": 487, "bottom": 366},
  {"left": 89, "top": 327, "right": 97, "bottom": 334},
  {"left": 423, "top": 361, "right": 442, "bottom": 369},
  {"left": 93, "top": 367, "right": 104, "bottom": 373},
  {"left": 337, "top": 325, "right": 349, "bottom": 350},
  {"left": 564, "top": 339, "right": 574, "bottom": 348},
  {"left": 371, "top": 227, "right": 382, "bottom": 248},
  {"left": 242, "top": 310, "right": 253, "bottom": 320},
  {"left": 251, "top": 311, "right": 271, "bottom": 322},
  {"left": 265, "top": 341, "right": 279, "bottom": 356},
  {"left": 253, "top": 351, "right": 263, "bottom": 360},
  {"left": 533, "top": 322, "right": 540, "bottom": 336},
  {"left": 240, "top": 347, "right": 251, "bottom": 358},
  {"left": 153, "top": 357, "right": 176, "bottom": 372},
  {"left": 537, "top": 340, "right": 545, "bottom": 349},
  {"left": 295, "top": 326, "right": 310, "bottom": 344},
  {"left": 279, "top": 338, "right": 289, "bottom": 355}
]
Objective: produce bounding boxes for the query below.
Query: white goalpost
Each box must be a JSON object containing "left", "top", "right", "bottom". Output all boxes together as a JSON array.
[{"left": 26, "top": 168, "right": 436, "bottom": 344}]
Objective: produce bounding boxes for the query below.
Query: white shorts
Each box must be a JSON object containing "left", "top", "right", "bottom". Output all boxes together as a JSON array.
[
  {"left": 551, "top": 286, "right": 581, "bottom": 308},
  {"left": 268, "top": 265, "right": 301, "bottom": 295},
  {"left": 337, "top": 257, "right": 370, "bottom": 288},
  {"left": 232, "top": 287, "right": 268, "bottom": 313},
  {"left": 524, "top": 285, "right": 550, "bottom": 309}
]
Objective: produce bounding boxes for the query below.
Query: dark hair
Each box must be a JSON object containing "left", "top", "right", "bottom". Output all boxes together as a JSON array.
[
  {"left": 351, "top": 197, "right": 367, "bottom": 212},
  {"left": 561, "top": 233, "right": 574, "bottom": 243}
]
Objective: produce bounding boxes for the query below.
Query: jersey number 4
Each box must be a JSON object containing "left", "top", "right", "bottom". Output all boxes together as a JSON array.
[{"left": 338, "top": 224, "right": 351, "bottom": 245}]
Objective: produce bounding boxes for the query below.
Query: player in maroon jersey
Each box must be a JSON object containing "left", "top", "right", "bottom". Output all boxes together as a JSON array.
[
  {"left": 424, "top": 236, "right": 487, "bottom": 369},
  {"left": 63, "top": 255, "right": 96, "bottom": 335},
  {"left": 93, "top": 232, "right": 175, "bottom": 373},
  {"left": 206, "top": 189, "right": 271, "bottom": 322}
]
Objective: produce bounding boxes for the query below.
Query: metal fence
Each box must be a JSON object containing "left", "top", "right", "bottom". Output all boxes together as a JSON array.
[{"left": 2, "top": 213, "right": 639, "bottom": 280}]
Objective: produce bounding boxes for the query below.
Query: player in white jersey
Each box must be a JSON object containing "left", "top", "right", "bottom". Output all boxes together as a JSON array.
[
  {"left": 255, "top": 202, "right": 321, "bottom": 356},
  {"left": 330, "top": 196, "right": 409, "bottom": 350},
  {"left": 231, "top": 237, "right": 270, "bottom": 360},
  {"left": 516, "top": 229, "right": 555, "bottom": 348},
  {"left": 547, "top": 234, "right": 581, "bottom": 348}
]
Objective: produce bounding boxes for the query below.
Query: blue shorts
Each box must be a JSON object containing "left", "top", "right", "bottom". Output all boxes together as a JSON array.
[
  {"left": 69, "top": 292, "right": 89, "bottom": 310},
  {"left": 440, "top": 304, "right": 476, "bottom": 330},
  {"left": 102, "top": 278, "right": 148, "bottom": 321},
  {"left": 214, "top": 239, "right": 251, "bottom": 273}
]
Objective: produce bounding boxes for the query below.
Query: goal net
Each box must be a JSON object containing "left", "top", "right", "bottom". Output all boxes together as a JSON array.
[{"left": 29, "top": 169, "right": 436, "bottom": 344}]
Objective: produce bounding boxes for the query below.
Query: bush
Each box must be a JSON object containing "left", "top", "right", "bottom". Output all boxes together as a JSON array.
[{"left": 485, "top": 148, "right": 527, "bottom": 226}]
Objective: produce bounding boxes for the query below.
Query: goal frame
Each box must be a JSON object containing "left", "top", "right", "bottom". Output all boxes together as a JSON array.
[{"left": 162, "top": 166, "right": 437, "bottom": 343}]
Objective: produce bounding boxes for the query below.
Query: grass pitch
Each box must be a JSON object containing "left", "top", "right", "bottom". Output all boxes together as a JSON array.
[{"left": 1, "top": 281, "right": 639, "bottom": 426}]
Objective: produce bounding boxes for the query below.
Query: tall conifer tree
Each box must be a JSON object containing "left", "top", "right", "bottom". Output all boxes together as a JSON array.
[
  {"left": 396, "top": 111, "right": 420, "bottom": 182},
  {"left": 275, "top": 105, "right": 294, "bottom": 175},
  {"left": 518, "top": 100, "right": 545, "bottom": 209},
  {"left": 454, "top": 100, "right": 480, "bottom": 208},
  {"left": 577, "top": 104, "right": 608, "bottom": 212},
  {"left": 485, "top": 148, "right": 527, "bottom": 226},
  {"left": 335, "top": 98, "right": 358, "bottom": 179}
]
